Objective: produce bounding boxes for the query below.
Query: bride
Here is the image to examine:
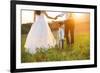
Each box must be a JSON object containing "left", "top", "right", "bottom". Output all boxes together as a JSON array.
[{"left": 24, "top": 10, "right": 57, "bottom": 54}]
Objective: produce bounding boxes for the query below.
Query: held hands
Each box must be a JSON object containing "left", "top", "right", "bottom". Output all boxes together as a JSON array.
[
  {"left": 54, "top": 14, "right": 64, "bottom": 20},
  {"left": 54, "top": 16, "right": 58, "bottom": 20}
]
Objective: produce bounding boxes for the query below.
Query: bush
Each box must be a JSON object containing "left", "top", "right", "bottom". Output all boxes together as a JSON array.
[{"left": 21, "top": 23, "right": 32, "bottom": 34}]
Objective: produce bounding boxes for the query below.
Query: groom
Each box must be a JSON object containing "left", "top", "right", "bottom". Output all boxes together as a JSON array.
[
  {"left": 64, "top": 13, "right": 75, "bottom": 46},
  {"left": 57, "top": 13, "right": 75, "bottom": 46}
]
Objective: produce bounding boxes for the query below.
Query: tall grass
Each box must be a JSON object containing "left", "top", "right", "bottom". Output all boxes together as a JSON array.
[{"left": 21, "top": 33, "right": 90, "bottom": 63}]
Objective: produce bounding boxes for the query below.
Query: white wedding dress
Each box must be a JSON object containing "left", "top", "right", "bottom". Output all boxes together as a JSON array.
[{"left": 24, "top": 12, "right": 56, "bottom": 54}]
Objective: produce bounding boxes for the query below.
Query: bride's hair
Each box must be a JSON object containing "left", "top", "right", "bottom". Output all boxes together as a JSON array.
[{"left": 35, "top": 10, "right": 41, "bottom": 15}]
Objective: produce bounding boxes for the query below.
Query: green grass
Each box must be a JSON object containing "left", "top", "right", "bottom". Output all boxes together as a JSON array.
[{"left": 21, "top": 33, "right": 90, "bottom": 63}]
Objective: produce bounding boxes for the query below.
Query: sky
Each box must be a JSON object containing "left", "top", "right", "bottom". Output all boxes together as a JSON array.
[
  {"left": 21, "top": 10, "right": 89, "bottom": 24},
  {"left": 21, "top": 10, "right": 68, "bottom": 24}
]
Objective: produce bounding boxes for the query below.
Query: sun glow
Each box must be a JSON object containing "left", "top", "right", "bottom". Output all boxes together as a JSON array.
[
  {"left": 73, "top": 13, "right": 84, "bottom": 19},
  {"left": 72, "top": 13, "right": 90, "bottom": 22}
]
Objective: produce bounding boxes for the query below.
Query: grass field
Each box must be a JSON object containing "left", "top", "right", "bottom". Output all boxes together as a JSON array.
[{"left": 21, "top": 33, "right": 90, "bottom": 63}]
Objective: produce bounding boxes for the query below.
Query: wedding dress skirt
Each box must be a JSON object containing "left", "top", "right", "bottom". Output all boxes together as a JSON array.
[{"left": 24, "top": 14, "right": 56, "bottom": 54}]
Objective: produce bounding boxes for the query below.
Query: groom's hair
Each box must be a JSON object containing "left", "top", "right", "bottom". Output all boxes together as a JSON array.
[{"left": 35, "top": 10, "right": 41, "bottom": 15}]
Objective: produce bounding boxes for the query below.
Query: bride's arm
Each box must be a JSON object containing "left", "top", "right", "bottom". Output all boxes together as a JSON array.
[{"left": 44, "top": 11, "right": 57, "bottom": 19}]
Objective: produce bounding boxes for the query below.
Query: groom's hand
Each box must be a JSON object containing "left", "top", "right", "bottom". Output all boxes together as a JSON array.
[{"left": 54, "top": 16, "right": 58, "bottom": 20}]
